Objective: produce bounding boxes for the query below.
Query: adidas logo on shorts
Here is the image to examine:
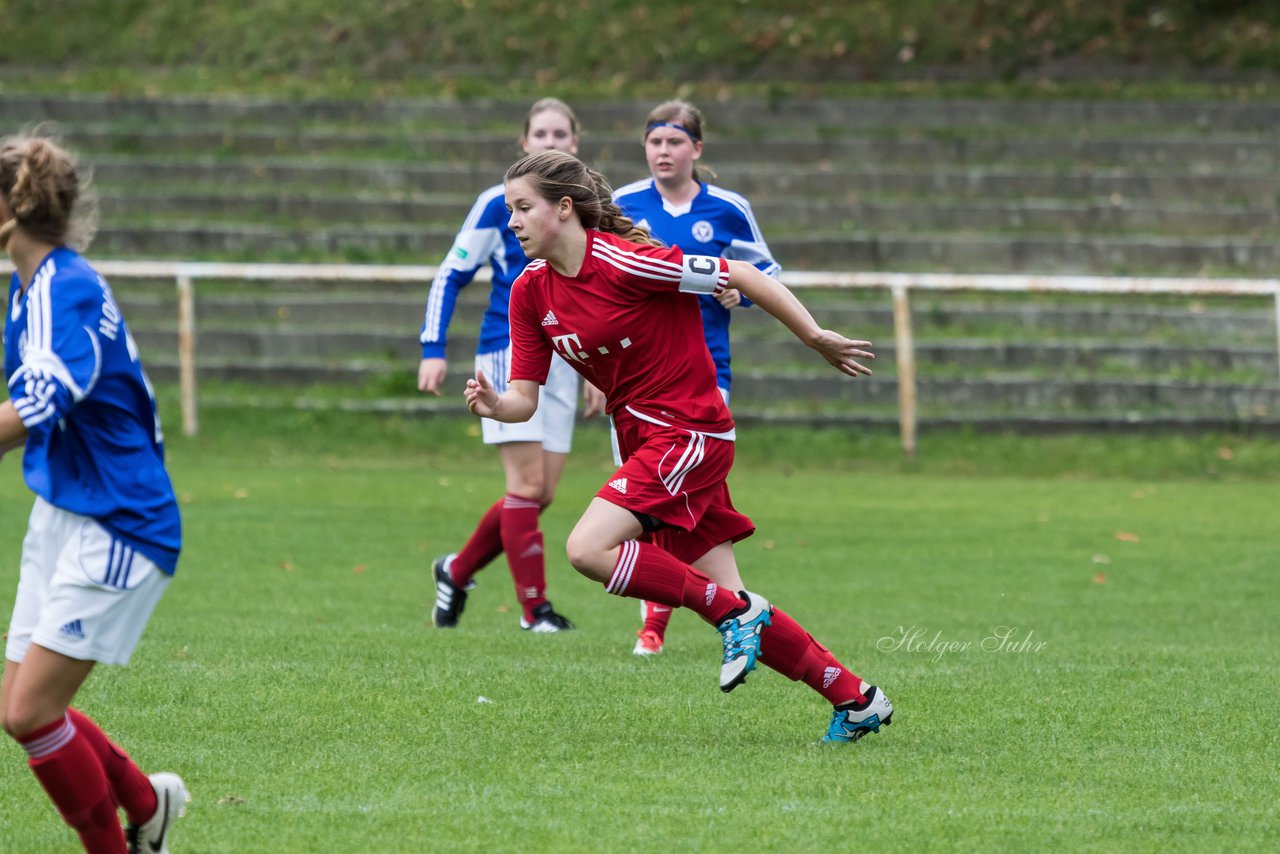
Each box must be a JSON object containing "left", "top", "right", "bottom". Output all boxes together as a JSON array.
[
  {"left": 608, "top": 477, "right": 628, "bottom": 494},
  {"left": 822, "top": 666, "right": 842, "bottom": 689},
  {"left": 59, "top": 619, "right": 85, "bottom": 640},
  {"left": 541, "top": 310, "right": 559, "bottom": 326}
]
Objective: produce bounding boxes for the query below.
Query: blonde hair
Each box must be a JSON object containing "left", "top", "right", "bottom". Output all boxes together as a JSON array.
[
  {"left": 0, "top": 130, "right": 97, "bottom": 251},
  {"left": 644, "top": 99, "right": 713, "bottom": 183},
  {"left": 505, "top": 150, "right": 662, "bottom": 247}
]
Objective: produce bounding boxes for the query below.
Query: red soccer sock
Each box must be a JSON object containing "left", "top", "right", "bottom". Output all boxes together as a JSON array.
[
  {"left": 66, "top": 708, "right": 157, "bottom": 826},
  {"left": 500, "top": 493, "right": 549, "bottom": 621},
  {"left": 450, "top": 498, "right": 505, "bottom": 586},
  {"left": 758, "top": 608, "right": 867, "bottom": 706},
  {"left": 605, "top": 540, "right": 744, "bottom": 625},
  {"left": 641, "top": 600, "right": 674, "bottom": 637},
  {"left": 19, "top": 714, "right": 127, "bottom": 854}
]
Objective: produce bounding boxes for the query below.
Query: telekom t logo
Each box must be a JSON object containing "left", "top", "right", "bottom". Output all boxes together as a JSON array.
[
  {"left": 551, "top": 332, "right": 588, "bottom": 363},
  {"left": 551, "top": 331, "right": 632, "bottom": 363}
]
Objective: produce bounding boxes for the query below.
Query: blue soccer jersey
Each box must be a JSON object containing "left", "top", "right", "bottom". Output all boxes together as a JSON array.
[
  {"left": 421, "top": 184, "right": 534, "bottom": 359},
  {"left": 613, "top": 178, "right": 780, "bottom": 390},
  {"left": 5, "top": 248, "right": 181, "bottom": 573}
]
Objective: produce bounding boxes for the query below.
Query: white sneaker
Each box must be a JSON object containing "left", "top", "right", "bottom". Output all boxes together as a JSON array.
[{"left": 126, "top": 772, "right": 190, "bottom": 854}]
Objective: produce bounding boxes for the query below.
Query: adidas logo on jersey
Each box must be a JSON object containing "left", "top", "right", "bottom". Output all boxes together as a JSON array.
[
  {"left": 541, "top": 310, "right": 560, "bottom": 326},
  {"left": 608, "top": 477, "right": 628, "bottom": 494},
  {"left": 822, "top": 666, "right": 842, "bottom": 689},
  {"left": 59, "top": 619, "right": 85, "bottom": 640}
]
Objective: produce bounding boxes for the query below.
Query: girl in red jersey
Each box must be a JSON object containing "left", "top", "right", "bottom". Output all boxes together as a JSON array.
[{"left": 464, "top": 149, "right": 894, "bottom": 743}]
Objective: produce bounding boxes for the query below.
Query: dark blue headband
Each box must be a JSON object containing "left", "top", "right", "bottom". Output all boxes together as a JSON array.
[{"left": 645, "top": 121, "right": 700, "bottom": 142}]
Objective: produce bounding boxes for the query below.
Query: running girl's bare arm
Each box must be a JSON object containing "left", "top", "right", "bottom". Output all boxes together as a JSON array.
[
  {"left": 725, "top": 260, "right": 875, "bottom": 378},
  {"left": 464, "top": 371, "right": 540, "bottom": 422}
]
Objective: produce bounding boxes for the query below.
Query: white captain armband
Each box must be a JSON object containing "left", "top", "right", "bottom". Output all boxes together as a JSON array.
[{"left": 677, "top": 254, "right": 728, "bottom": 295}]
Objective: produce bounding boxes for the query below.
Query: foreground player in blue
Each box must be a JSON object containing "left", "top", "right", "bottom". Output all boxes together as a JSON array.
[
  {"left": 1, "top": 134, "right": 188, "bottom": 853},
  {"left": 613, "top": 99, "right": 780, "bottom": 656}
]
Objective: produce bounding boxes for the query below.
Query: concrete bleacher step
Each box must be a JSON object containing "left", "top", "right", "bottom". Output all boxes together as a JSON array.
[
  {"left": 57, "top": 124, "right": 1280, "bottom": 171},
  {"left": 8, "top": 93, "right": 1280, "bottom": 132},
  {"left": 139, "top": 353, "right": 1278, "bottom": 421},
  {"left": 129, "top": 326, "right": 1278, "bottom": 380},
  {"left": 112, "top": 284, "right": 1275, "bottom": 344},
  {"left": 99, "top": 191, "right": 1277, "bottom": 237},
  {"left": 92, "top": 222, "right": 1280, "bottom": 274},
  {"left": 88, "top": 156, "right": 1280, "bottom": 206}
]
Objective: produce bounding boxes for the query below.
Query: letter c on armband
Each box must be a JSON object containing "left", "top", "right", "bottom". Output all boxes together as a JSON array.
[{"left": 678, "top": 254, "right": 723, "bottom": 295}]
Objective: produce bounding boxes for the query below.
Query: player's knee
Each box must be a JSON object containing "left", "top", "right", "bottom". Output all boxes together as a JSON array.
[
  {"left": 3, "top": 703, "right": 58, "bottom": 741},
  {"left": 564, "top": 532, "right": 606, "bottom": 580}
]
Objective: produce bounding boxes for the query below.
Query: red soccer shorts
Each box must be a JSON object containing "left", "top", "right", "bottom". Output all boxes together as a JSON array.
[{"left": 598, "top": 411, "right": 755, "bottom": 564}]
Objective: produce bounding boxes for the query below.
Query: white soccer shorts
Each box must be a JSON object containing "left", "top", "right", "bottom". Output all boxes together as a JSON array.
[
  {"left": 476, "top": 347, "right": 580, "bottom": 453},
  {"left": 6, "top": 498, "right": 171, "bottom": 667}
]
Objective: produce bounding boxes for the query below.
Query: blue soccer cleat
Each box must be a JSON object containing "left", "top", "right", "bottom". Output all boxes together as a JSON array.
[
  {"left": 822, "top": 683, "right": 894, "bottom": 744},
  {"left": 717, "top": 591, "right": 772, "bottom": 692}
]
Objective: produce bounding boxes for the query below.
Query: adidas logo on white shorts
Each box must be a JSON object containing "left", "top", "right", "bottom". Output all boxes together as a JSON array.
[
  {"left": 541, "top": 311, "right": 559, "bottom": 326},
  {"left": 608, "top": 477, "right": 628, "bottom": 494}
]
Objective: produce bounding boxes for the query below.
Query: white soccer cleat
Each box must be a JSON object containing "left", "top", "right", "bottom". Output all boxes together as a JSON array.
[
  {"left": 126, "top": 772, "right": 190, "bottom": 854},
  {"left": 822, "top": 682, "right": 894, "bottom": 744},
  {"left": 717, "top": 591, "right": 772, "bottom": 692},
  {"left": 633, "top": 628, "right": 664, "bottom": 656}
]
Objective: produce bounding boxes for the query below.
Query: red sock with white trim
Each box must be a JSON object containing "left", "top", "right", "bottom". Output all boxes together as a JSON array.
[
  {"left": 758, "top": 608, "right": 867, "bottom": 706},
  {"left": 19, "top": 714, "right": 127, "bottom": 853},
  {"left": 500, "top": 493, "right": 548, "bottom": 622},
  {"left": 66, "top": 708, "right": 157, "bottom": 825},
  {"left": 450, "top": 498, "right": 504, "bottom": 586},
  {"left": 605, "top": 540, "right": 744, "bottom": 625},
  {"left": 641, "top": 600, "right": 674, "bottom": 637}
]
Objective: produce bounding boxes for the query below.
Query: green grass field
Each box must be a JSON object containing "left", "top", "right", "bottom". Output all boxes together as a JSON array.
[{"left": 2, "top": 410, "right": 1277, "bottom": 852}]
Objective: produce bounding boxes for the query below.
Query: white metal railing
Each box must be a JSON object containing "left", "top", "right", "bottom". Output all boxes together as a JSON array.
[{"left": 5, "top": 261, "right": 1279, "bottom": 455}]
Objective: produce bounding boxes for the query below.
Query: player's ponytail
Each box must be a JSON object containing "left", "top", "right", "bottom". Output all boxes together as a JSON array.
[
  {"left": 586, "top": 166, "right": 664, "bottom": 247},
  {"left": 505, "top": 150, "right": 663, "bottom": 247},
  {"left": 0, "top": 130, "right": 97, "bottom": 251}
]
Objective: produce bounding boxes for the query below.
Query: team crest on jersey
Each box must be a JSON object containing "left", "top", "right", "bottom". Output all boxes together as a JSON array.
[{"left": 692, "top": 220, "right": 715, "bottom": 242}]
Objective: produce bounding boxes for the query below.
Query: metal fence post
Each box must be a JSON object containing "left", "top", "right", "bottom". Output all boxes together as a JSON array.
[
  {"left": 176, "top": 270, "right": 198, "bottom": 437},
  {"left": 891, "top": 284, "right": 918, "bottom": 458},
  {"left": 1274, "top": 284, "right": 1280, "bottom": 381}
]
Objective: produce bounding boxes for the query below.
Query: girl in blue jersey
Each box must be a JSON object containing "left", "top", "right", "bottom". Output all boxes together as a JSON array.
[
  {"left": 420, "top": 98, "right": 599, "bottom": 632},
  {"left": 612, "top": 100, "right": 781, "bottom": 656},
  {"left": 1, "top": 135, "right": 187, "bottom": 853}
]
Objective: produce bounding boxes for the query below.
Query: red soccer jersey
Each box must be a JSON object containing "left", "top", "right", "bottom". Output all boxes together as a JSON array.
[{"left": 509, "top": 230, "right": 735, "bottom": 435}]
